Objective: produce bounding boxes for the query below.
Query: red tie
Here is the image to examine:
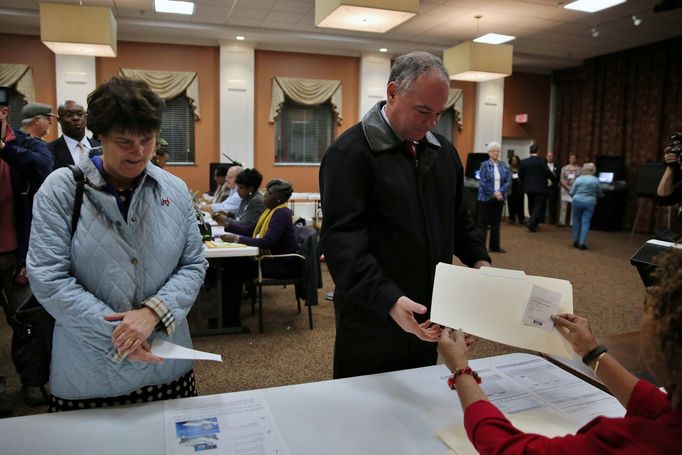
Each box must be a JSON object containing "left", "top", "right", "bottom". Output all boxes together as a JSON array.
[{"left": 406, "top": 141, "right": 417, "bottom": 160}]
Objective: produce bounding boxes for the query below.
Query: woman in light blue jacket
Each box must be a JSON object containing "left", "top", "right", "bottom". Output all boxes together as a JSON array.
[
  {"left": 570, "top": 162, "right": 603, "bottom": 250},
  {"left": 27, "top": 77, "right": 207, "bottom": 411}
]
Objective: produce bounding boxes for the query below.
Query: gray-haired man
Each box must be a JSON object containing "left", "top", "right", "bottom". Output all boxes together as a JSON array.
[{"left": 320, "top": 51, "right": 490, "bottom": 379}]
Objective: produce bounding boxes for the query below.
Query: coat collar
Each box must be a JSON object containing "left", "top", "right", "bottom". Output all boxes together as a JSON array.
[
  {"left": 80, "top": 157, "right": 162, "bottom": 191},
  {"left": 361, "top": 101, "right": 441, "bottom": 153}
]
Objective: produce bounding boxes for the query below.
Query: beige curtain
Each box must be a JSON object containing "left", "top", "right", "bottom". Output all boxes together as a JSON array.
[
  {"left": 0, "top": 64, "right": 35, "bottom": 103},
  {"left": 445, "top": 88, "right": 463, "bottom": 131},
  {"left": 120, "top": 68, "right": 200, "bottom": 120},
  {"left": 269, "top": 77, "right": 343, "bottom": 125}
]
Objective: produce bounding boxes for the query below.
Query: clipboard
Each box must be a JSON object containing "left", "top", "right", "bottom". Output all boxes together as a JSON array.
[{"left": 430, "top": 263, "right": 574, "bottom": 358}]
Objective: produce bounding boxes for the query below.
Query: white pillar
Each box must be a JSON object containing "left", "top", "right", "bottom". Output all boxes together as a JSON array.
[
  {"left": 359, "top": 53, "right": 391, "bottom": 119},
  {"left": 54, "top": 54, "right": 97, "bottom": 135},
  {"left": 473, "top": 78, "right": 505, "bottom": 154},
  {"left": 219, "top": 43, "right": 254, "bottom": 167}
]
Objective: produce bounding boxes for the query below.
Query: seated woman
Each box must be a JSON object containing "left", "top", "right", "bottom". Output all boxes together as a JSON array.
[
  {"left": 219, "top": 179, "right": 299, "bottom": 328},
  {"left": 27, "top": 76, "right": 208, "bottom": 412},
  {"left": 212, "top": 168, "right": 265, "bottom": 230},
  {"left": 437, "top": 249, "right": 682, "bottom": 454}
]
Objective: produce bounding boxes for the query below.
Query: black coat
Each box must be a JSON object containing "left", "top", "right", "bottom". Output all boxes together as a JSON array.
[
  {"left": 47, "top": 136, "right": 100, "bottom": 170},
  {"left": 320, "top": 102, "right": 489, "bottom": 336},
  {"left": 519, "top": 154, "right": 556, "bottom": 194}
]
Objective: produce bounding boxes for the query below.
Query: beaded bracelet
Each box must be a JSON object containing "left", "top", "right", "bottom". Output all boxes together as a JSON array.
[{"left": 447, "top": 366, "right": 482, "bottom": 390}]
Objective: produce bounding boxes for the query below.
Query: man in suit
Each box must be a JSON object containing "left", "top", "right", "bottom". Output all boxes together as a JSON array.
[
  {"left": 519, "top": 144, "right": 557, "bottom": 232},
  {"left": 47, "top": 100, "right": 99, "bottom": 170}
]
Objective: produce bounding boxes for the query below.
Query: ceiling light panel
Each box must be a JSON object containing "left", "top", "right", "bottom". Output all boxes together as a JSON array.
[
  {"left": 563, "top": 0, "right": 626, "bottom": 14},
  {"left": 155, "top": 0, "right": 195, "bottom": 15},
  {"left": 474, "top": 33, "right": 516, "bottom": 44}
]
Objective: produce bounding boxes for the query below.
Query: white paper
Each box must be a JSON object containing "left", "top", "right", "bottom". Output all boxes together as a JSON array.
[
  {"left": 164, "top": 390, "right": 290, "bottom": 455},
  {"left": 430, "top": 263, "right": 574, "bottom": 358},
  {"left": 151, "top": 339, "right": 222, "bottom": 362},
  {"left": 435, "top": 355, "right": 624, "bottom": 454},
  {"left": 522, "top": 285, "right": 561, "bottom": 332}
]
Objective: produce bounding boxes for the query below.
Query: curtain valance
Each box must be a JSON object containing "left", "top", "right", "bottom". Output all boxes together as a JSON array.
[
  {"left": 119, "top": 68, "right": 200, "bottom": 120},
  {"left": 269, "top": 77, "right": 342, "bottom": 125},
  {"left": 445, "top": 88, "right": 463, "bottom": 131},
  {"left": 0, "top": 64, "right": 35, "bottom": 103}
]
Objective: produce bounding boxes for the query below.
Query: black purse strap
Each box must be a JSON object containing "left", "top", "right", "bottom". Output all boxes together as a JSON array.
[{"left": 67, "top": 165, "right": 86, "bottom": 237}]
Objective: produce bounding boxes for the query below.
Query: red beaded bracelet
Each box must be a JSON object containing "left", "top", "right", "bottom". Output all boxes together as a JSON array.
[{"left": 447, "top": 366, "right": 481, "bottom": 390}]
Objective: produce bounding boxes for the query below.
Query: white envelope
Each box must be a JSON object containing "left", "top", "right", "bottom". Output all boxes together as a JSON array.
[{"left": 430, "top": 263, "right": 574, "bottom": 358}]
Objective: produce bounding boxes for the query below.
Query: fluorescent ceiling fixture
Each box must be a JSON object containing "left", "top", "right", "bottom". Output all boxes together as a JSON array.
[
  {"left": 40, "top": 3, "right": 117, "bottom": 57},
  {"left": 315, "top": 0, "right": 418, "bottom": 33},
  {"left": 155, "top": 0, "right": 195, "bottom": 15},
  {"left": 474, "top": 33, "right": 515, "bottom": 44},
  {"left": 379, "top": 47, "right": 388, "bottom": 52},
  {"left": 236, "top": 35, "right": 245, "bottom": 40},
  {"left": 443, "top": 41, "right": 513, "bottom": 82},
  {"left": 563, "top": 0, "right": 626, "bottom": 13}
]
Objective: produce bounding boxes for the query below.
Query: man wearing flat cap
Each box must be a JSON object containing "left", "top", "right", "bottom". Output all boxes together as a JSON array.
[
  {"left": 48, "top": 100, "right": 100, "bottom": 170},
  {"left": 0, "top": 101, "right": 54, "bottom": 406},
  {"left": 152, "top": 135, "right": 170, "bottom": 168}
]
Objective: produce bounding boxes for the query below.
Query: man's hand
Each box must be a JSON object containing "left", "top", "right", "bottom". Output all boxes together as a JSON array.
[
  {"left": 663, "top": 149, "right": 678, "bottom": 167},
  {"left": 389, "top": 296, "right": 441, "bottom": 342},
  {"left": 552, "top": 313, "right": 599, "bottom": 357},
  {"left": 126, "top": 341, "right": 163, "bottom": 364},
  {"left": 104, "top": 307, "right": 160, "bottom": 357},
  {"left": 473, "top": 260, "right": 491, "bottom": 269},
  {"left": 201, "top": 204, "right": 215, "bottom": 214}
]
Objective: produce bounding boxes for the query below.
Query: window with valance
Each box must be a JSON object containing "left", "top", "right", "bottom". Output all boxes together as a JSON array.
[{"left": 0, "top": 63, "right": 35, "bottom": 129}]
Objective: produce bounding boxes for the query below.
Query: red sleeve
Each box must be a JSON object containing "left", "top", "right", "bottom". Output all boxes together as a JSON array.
[{"left": 625, "top": 380, "right": 670, "bottom": 419}]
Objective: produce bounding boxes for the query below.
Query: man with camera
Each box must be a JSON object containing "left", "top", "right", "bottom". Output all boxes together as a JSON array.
[
  {"left": 656, "top": 133, "right": 682, "bottom": 204},
  {"left": 0, "top": 95, "right": 55, "bottom": 410}
]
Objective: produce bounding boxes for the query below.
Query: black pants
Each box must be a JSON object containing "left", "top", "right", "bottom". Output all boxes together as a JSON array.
[
  {"left": 220, "top": 256, "right": 301, "bottom": 327},
  {"left": 477, "top": 199, "right": 505, "bottom": 250},
  {"left": 547, "top": 186, "right": 558, "bottom": 225},
  {"left": 507, "top": 192, "right": 525, "bottom": 223},
  {"left": 526, "top": 192, "right": 547, "bottom": 229}
]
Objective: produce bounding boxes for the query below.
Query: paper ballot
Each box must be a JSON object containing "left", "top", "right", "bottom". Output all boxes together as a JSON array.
[
  {"left": 151, "top": 339, "right": 222, "bottom": 362},
  {"left": 430, "top": 264, "right": 574, "bottom": 358}
]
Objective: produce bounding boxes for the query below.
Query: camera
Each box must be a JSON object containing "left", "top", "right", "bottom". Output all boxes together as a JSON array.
[{"left": 668, "top": 132, "right": 682, "bottom": 166}]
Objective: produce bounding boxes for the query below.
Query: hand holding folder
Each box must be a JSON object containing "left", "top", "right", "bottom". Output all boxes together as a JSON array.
[{"left": 430, "top": 263, "right": 574, "bottom": 358}]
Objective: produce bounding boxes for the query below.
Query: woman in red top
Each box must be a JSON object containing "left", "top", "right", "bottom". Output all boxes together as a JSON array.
[{"left": 438, "top": 249, "right": 682, "bottom": 454}]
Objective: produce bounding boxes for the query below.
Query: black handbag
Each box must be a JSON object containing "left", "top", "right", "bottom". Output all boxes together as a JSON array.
[{"left": 11, "top": 165, "right": 86, "bottom": 386}]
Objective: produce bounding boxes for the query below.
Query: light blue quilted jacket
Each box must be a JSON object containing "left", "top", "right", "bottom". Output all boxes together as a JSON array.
[{"left": 27, "top": 159, "right": 208, "bottom": 400}]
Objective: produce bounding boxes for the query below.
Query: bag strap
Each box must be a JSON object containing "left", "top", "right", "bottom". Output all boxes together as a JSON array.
[{"left": 67, "top": 165, "right": 86, "bottom": 237}]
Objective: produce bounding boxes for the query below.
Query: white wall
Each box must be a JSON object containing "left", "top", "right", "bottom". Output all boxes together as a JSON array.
[
  {"left": 54, "top": 54, "right": 96, "bottom": 136},
  {"left": 219, "top": 43, "right": 255, "bottom": 168},
  {"left": 473, "top": 78, "right": 505, "bottom": 154},
  {"left": 359, "top": 53, "right": 391, "bottom": 119}
]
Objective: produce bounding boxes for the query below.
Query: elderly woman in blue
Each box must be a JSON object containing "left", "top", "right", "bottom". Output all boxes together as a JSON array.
[
  {"left": 477, "top": 142, "right": 512, "bottom": 253},
  {"left": 27, "top": 77, "right": 207, "bottom": 412}
]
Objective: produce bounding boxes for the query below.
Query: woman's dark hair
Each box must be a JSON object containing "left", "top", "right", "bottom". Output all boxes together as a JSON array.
[
  {"left": 86, "top": 76, "right": 164, "bottom": 136},
  {"left": 236, "top": 168, "right": 263, "bottom": 191},
  {"left": 509, "top": 155, "right": 521, "bottom": 167},
  {"left": 266, "top": 179, "right": 293, "bottom": 202},
  {"left": 646, "top": 249, "right": 682, "bottom": 385}
]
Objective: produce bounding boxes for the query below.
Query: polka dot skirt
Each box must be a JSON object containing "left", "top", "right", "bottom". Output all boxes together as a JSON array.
[{"left": 48, "top": 369, "right": 197, "bottom": 413}]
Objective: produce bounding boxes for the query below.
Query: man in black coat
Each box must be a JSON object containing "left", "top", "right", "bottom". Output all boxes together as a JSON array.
[
  {"left": 320, "top": 52, "right": 490, "bottom": 379},
  {"left": 47, "top": 100, "right": 99, "bottom": 170},
  {"left": 519, "top": 144, "right": 557, "bottom": 232}
]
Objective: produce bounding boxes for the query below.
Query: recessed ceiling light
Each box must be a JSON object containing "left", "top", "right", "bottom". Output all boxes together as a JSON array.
[
  {"left": 236, "top": 36, "right": 245, "bottom": 41},
  {"left": 473, "top": 33, "right": 516, "bottom": 45},
  {"left": 155, "top": 0, "right": 195, "bottom": 15},
  {"left": 379, "top": 47, "right": 388, "bottom": 52},
  {"left": 564, "top": 0, "right": 626, "bottom": 13}
]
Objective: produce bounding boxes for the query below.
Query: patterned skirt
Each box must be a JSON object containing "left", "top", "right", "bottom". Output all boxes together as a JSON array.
[{"left": 48, "top": 369, "right": 197, "bottom": 413}]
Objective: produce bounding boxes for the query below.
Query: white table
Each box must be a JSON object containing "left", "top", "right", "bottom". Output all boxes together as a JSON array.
[
  {"left": 0, "top": 353, "right": 625, "bottom": 455},
  {"left": 194, "top": 236, "right": 259, "bottom": 335}
]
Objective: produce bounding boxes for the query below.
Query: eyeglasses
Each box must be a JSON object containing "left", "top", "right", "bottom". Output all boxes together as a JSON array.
[{"left": 60, "top": 111, "right": 87, "bottom": 120}]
